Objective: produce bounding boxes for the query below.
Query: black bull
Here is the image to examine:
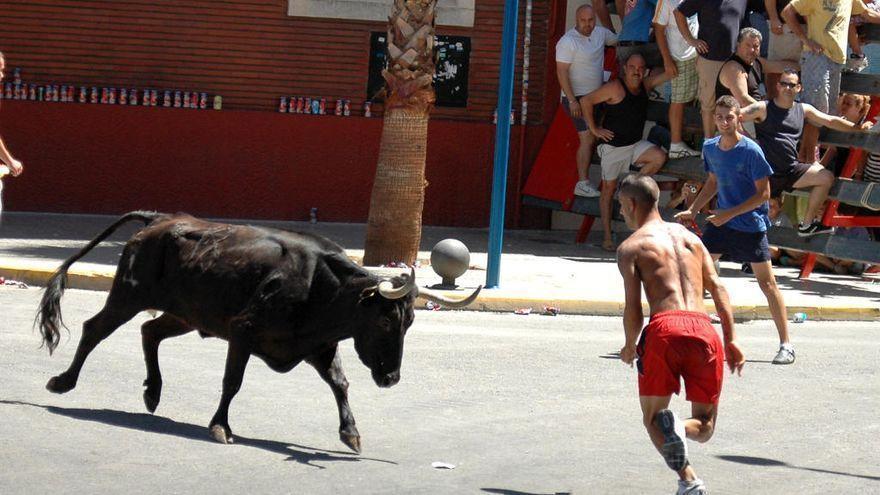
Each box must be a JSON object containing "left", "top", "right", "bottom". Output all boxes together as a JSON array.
[{"left": 37, "top": 211, "right": 480, "bottom": 452}]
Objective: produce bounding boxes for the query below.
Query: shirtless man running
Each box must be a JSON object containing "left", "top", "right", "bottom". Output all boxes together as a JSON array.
[{"left": 616, "top": 174, "right": 745, "bottom": 495}]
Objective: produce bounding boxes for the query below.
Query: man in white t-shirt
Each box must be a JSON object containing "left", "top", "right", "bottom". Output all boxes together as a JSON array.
[
  {"left": 556, "top": 3, "right": 617, "bottom": 198},
  {"left": 653, "top": 0, "right": 700, "bottom": 159}
]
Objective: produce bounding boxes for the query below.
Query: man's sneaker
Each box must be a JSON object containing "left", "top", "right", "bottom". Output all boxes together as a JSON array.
[
  {"left": 846, "top": 53, "right": 869, "bottom": 73},
  {"left": 798, "top": 221, "right": 834, "bottom": 237},
  {"left": 669, "top": 142, "right": 701, "bottom": 159},
  {"left": 772, "top": 344, "right": 796, "bottom": 365},
  {"left": 655, "top": 409, "right": 689, "bottom": 471},
  {"left": 574, "top": 180, "right": 600, "bottom": 198},
  {"left": 678, "top": 478, "right": 708, "bottom": 495}
]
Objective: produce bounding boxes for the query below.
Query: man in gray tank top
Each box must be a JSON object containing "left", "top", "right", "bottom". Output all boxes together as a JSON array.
[{"left": 738, "top": 69, "right": 870, "bottom": 236}]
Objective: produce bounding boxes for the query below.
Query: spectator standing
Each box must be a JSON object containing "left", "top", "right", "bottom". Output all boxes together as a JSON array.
[
  {"left": 765, "top": 0, "right": 805, "bottom": 99},
  {"left": 654, "top": 0, "right": 702, "bottom": 158},
  {"left": 617, "top": 0, "right": 664, "bottom": 68},
  {"left": 556, "top": 4, "right": 618, "bottom": 198},
  {"left": 782, "top": 0, "right": 880, "bottom": 163},
  {"left": 674, "top": 0, "right": 749, "bottom": 140}
]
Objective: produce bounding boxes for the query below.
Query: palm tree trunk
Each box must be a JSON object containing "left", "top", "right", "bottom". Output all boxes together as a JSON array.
[{"left": 363, "top": 0, "right": 437, "bottom": 266}]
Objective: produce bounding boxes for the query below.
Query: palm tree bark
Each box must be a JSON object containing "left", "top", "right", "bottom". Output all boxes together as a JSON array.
[{"left": 363, "top": 0, "right": 437, "bottom": 266}]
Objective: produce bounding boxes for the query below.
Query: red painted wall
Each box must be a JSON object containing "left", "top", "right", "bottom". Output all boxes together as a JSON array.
[{"left": 1, "top": 100, "right": 497, "bottom": 227}]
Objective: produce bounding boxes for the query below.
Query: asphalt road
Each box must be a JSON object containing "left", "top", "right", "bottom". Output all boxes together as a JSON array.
[{"left": 1, "top": 287, "right": 878, "bottom": 494}]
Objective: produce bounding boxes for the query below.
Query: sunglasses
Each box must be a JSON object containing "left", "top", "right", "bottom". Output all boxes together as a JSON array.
[{"left": 778, "top": 81, "right": 799, "bottom": 89}]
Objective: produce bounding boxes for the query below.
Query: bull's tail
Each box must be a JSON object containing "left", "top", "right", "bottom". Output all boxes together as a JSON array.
[{"left": 37, "top": 211, "right": 164, "bottom": 355}]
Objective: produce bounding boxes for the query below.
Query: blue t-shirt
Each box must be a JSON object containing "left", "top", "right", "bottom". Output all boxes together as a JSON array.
[
  {"left": 620, "top": 0, "right": 659, "bottom": 42},
  {"left": 702, "top": 136, "right": 773, "bottom": 233}
]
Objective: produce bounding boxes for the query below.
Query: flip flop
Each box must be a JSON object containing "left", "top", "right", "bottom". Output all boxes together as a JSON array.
[{"left": 601, "top": 239, "right": 615, "bottom": 252}]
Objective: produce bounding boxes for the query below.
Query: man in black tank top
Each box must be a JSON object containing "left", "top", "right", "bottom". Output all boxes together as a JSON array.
[
  {"left": 716, "top": 27, "right": 798, "bottom": 109},
  {"left": 579, "top": 53, "right": 673, "bottom": 251},
  {"left": 739, "top": 70, "right": 869, "bottom": 236}
]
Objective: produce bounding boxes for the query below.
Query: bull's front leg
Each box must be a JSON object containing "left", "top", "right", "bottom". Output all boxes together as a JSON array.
[
  {"left": 209, "top": 334, "right": 251, "bottom": 444},
  {"left": 307, "top": 344, "right": 361, "bottom": 453}
]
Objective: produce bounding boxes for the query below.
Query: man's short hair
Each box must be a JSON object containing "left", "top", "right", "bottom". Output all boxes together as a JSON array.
[
  {"left": 737, "top": 27, "right": 762, "bottom": 43},
  {"left": 619, "top": 174, "right": 660, "bottom": 207},
  {"left": 575, "top": 3, "right": 594, "bottom": 15},
  {"left": 624, "top": 51, "right": 646, "bottom": 66},
  {"left": 781, "top": 68, "right": 799, "bottom": 81},
  {"left": 715, "top": 95, "right": 741, "bottom": 112}
]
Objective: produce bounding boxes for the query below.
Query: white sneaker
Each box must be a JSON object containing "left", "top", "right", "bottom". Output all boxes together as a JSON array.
[
  {"left": 669, "top": 142, "right": 701, "bottom": 159},
  {"left": 772, "top": 343, "right": 796, "bottom": 365},
  {"left": 574, "top": 180, "right": 600, "bottom": 197},
  {"left": 677, "top": 478, "right": 708, "bottom": 495}
]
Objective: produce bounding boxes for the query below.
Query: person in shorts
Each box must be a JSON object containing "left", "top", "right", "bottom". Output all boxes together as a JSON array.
[
  {"left": 556, "top": 4, "right": 618, "bottom": 198},
  {"left": 617, "top": 174, "right": 744, "bottom": 495},
  {"left": 0, "top": 51, "right": 24, "bottom": 217},
  {"left": 676, "top": 95, "right": 795, "bottom": 365},
  {"left": 674, "top": 0, "right": 748, "bottom": 139},
  {"left": 765, "top": 0, "right": 805, "bottom": 98},
  {"left": 654, "top": 0, "right": 702, "bottom": 159},
  {"left": 580, "top": 53, "right": 671, "bottom": 251},
  {"left": 782, "top": 0, "right": 880, "bottom": 162}
]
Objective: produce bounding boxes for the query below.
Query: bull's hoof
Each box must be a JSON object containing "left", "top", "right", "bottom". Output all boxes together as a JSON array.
[
  {"left": 143, "top": 389, "right": 160, "bottom": 413},
  {"left": 46, "top": 374, "right": 75, "bottom": 394},
  {"left": 210, "top": 424, "right": 234, "bottom": 444},
  {"left": 340, "top": 428, "right": 361, "bottom": 453}
]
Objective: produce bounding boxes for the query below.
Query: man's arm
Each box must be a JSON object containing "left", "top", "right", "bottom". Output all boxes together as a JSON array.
[
  {"left": 674, "top": 9, "right": 708, "bottom": 54},
  {"left": 556, "top": 61, "right": 582, "bottom": 118},
  {"left": 617, "top": 244, "right": 644, "bottom": 365},
  {"left": 581, "top": 82, "right": 621, "bottom": 141},
  {"left": 698, "top": 239, "right": 744, "bottom": 374},
  {"left": 854, "top": 0, "right": 880, "bottom": 24},
  {"left": 739, "top": 101, "right": 768, "bottom": 123},
  {"left": 644, "top": 66, "right": 675, "bottom": 91},
  {"left": 594, "top": 0, "right": 616, "bottom": 32},
  {"left": 766, "top": 0, "right": 784, "bottom": 34},
  {"left": 719, "top": 64, "right": 758, "bottom": 107},
  {"left": 782, "top": 3, "right": 823, "bottom": 53},
  {"left": 653, "top": 23, "right": 679, "bottom": 78},
  {"left": 804, "top": 103, "right": 866, "bottom": 131},
  {"left": 0, "top": 136, "right": 22, "bottom": 176},
  {"left": 708, "top": 177, "right": 771, "bottom": 226}
]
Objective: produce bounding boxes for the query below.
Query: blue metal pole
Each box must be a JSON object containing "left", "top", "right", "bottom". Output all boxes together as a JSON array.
[{"left": 486, "top": 0, "right": 520, "bottom": 289}]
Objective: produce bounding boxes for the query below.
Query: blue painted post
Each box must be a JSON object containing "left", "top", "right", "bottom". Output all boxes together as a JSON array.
[{"left": 486, "top": 0, "right": 520, "bottom": 289}]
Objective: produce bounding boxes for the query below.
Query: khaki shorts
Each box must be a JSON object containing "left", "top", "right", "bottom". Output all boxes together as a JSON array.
[
  {"left": 768, "top": 26, "right": 804, "bottom": 62},
  {"left": 597, "top": 140, "right": 658, "bottom": 181},
  {"left": 696, "top": 56, "right": 725, "bottom": 112},
  {"left": 671, "top": 57, "right": 698, "bottom": 104}
]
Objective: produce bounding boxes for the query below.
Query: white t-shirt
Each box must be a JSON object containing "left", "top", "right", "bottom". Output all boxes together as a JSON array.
[
  {"left": 652, "top": 0, "right": 699, "bottom": 62},
  {"left": 555, "top": 27, "right": 617, "bottom": 97}
]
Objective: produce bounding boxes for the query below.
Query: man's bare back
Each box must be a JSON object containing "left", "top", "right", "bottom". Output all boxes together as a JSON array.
[{"left": 617, "top": 219, "right": 710, "bottom": 316}]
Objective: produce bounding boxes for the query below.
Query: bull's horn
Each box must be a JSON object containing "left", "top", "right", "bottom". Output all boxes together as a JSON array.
[
  {"left": 417, "top": 285, "right": 482, "bottom": 308},
  {"left": 377, "top": 267, "right": 417, "bottom": 300}
]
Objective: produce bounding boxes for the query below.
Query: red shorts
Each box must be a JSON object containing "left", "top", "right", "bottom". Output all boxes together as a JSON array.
[{"left": 636, "top": 310, "right": 724, "bottom": 404}]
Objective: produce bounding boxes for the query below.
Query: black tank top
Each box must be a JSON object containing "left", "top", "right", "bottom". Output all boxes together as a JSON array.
[
  {"left": 715, "top": 54, "right": 764, "bottom": 102},
  {"left": 604, "top": 82, "right": 648, "bottom": 148},
  {"left": 755, "top": 100, "right": 804, "bottom": 175}
]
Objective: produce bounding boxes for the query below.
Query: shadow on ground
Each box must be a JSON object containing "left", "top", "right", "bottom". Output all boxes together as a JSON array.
[
  {"left": 482, "top": 489, "right": 572, "bottom": 495},
  {"left": 717, "top": 454, "right": 880, "bottom": 482},
  {"left": 0, "top": 399, "right": 396, "bottom": 469}
]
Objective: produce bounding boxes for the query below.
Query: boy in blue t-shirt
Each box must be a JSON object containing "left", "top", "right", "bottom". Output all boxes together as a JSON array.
[{"left": 675, "top": 95, "right": 795, "bottom": 365}]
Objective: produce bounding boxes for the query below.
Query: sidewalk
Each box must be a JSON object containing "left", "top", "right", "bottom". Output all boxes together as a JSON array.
[{"left": 1, "top": 212, "right": 879, "bottom": 320}]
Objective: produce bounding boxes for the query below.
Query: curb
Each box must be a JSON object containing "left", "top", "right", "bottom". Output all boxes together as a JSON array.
[{"left": 2, "top": 260, "right": 877, "bottom": 321}]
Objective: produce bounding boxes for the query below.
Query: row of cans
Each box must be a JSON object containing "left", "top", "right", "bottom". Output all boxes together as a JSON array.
[
  {"left": 278, "top": 96, "right": 373, "bottom": 117},
  {"left": 2, "top": 83, "right": 211, "bottom": 109}
]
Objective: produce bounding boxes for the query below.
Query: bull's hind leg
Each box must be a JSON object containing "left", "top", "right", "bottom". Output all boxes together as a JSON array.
[
  {"left": 46, "top": 304, "right": 139, "bottom": 394},
  {"left": 307, "top": 345, "right": 361, "bottom": 453},
  {"left": 208, "top": 334, "right": 251, "bottom": 444},
  {"left": 141, "top": 313, "right": 193, "bottom": 413}
]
